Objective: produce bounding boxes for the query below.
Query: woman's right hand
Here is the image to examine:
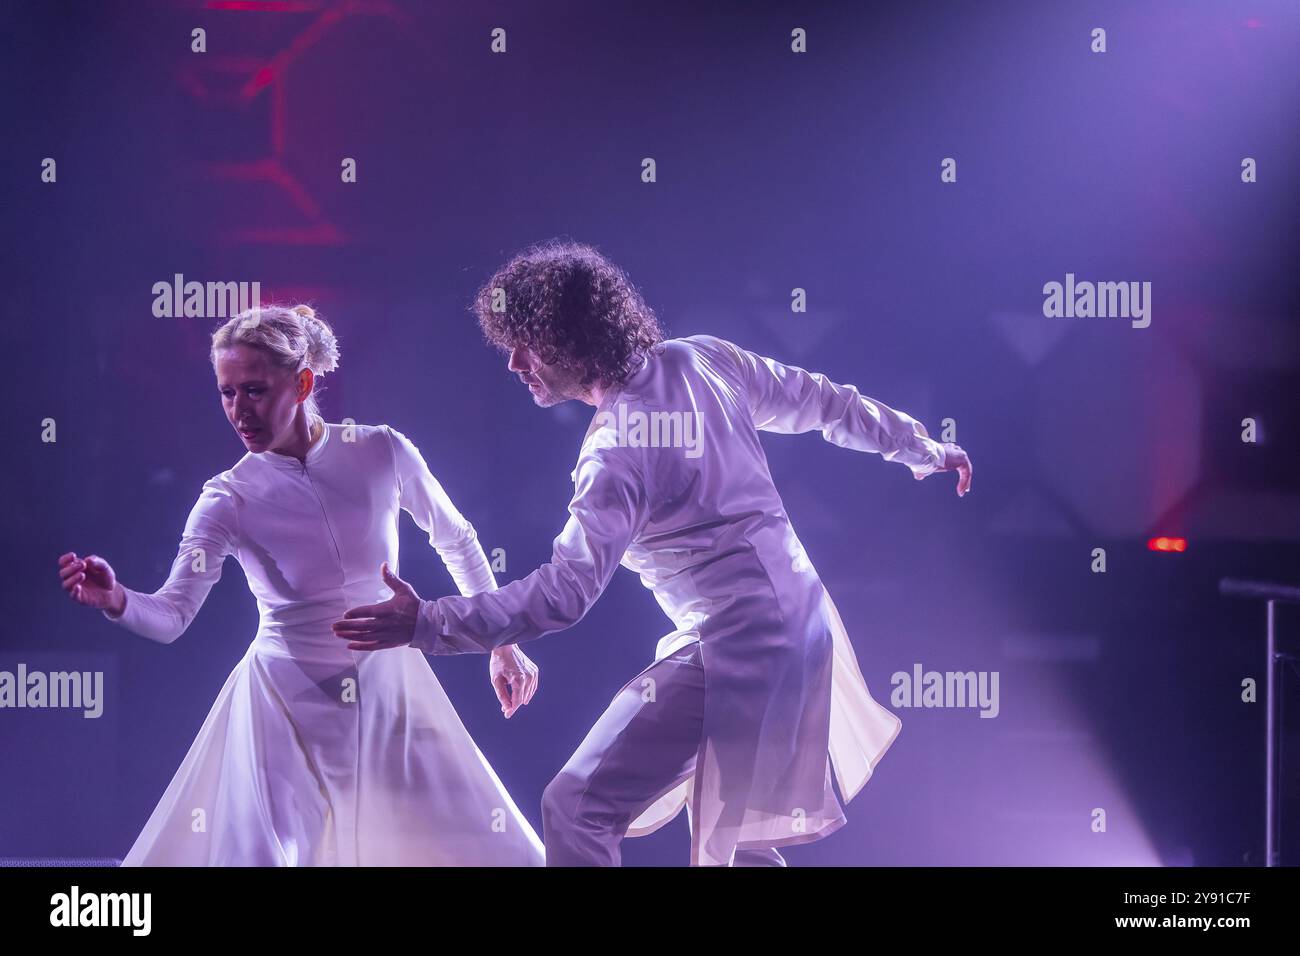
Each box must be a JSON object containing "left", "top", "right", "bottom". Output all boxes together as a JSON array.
[{"left": 58, "top": 552, "right": 125, "bottom": 615}]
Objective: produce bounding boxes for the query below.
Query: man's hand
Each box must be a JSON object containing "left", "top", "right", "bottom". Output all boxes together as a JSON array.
[
  {"left": 332, "top": 562, "right": 421, "bottom": 651},
  {"left": 915, "top": 442, "right": 973, "bottom": 496},
  {"left": 490, "top": 645, "right": 539, "bottom": 719}
]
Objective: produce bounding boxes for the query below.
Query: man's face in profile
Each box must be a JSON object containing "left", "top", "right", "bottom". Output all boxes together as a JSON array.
[{"left": 507, "top": 344, "right": 590, "bottom": 407}]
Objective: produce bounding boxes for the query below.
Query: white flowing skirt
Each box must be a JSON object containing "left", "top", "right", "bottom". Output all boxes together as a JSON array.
[
  {"left": 122, "top": 642, "right": 544, "bottom": 866},
  {"left": 625, "top": 591, "right": 901, "bottom": 863}
]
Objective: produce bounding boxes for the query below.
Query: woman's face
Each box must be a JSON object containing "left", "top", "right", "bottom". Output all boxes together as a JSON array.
[{"left": 215, "top": 344, "right": 308, "bottom": 453}]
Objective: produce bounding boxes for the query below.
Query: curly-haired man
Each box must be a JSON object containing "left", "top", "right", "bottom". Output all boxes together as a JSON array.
[{"left": 336, "top": 240, "right": 972, "bottom": 866}]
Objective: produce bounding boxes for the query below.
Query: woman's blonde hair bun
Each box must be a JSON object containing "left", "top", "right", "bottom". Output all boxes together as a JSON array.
[{"left": 297, "top": 305, "right": 340, "bottom": 376}]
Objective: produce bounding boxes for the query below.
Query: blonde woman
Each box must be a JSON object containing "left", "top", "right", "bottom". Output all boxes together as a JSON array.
[{"left": 57, "top": 304, "right": 543, "bottom": 866}]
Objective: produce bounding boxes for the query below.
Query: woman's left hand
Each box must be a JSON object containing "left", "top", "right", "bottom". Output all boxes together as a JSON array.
[{"left": 490, "top": 645, "right": 539, "bottom": 718}]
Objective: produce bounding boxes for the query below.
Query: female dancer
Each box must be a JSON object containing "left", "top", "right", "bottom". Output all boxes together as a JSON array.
[{"left": 56, "top": 304, "right": 543, "bottom": 866}]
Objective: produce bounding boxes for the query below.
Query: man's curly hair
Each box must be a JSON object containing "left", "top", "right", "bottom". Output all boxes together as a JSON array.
[{"left": 471, "top": 240, "right": 665, "bottom": 390}]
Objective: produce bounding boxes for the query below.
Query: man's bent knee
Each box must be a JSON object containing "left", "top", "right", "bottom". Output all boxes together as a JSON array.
[{"left": 541, "top": 770, "right": 586, "bottom": 827}]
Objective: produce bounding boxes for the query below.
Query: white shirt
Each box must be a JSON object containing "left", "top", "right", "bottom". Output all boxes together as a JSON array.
[{"left": 412, "top": 335, "right": 942, "bottom": 865}]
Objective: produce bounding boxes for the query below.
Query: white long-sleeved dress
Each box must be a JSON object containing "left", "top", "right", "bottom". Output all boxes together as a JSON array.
[
  {"left": 104, "top": 422, "right": 544, "bottom": 866},
  {"left": 413, "top": 335, "right": 945, "bottom": 866}
]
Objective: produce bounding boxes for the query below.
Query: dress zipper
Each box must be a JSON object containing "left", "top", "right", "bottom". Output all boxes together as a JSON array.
[{"left": 301, "top": 459, "right": 344, "bottom": 567}]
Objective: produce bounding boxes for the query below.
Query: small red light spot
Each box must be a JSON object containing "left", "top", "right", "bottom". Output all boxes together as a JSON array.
[{"left": 1147, "top": 537, "right": 1187, "bottom": 552}]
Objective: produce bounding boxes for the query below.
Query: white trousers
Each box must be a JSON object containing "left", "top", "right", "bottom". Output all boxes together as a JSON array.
[{"left": 541, "top": 642, "right": 786, "bottom": 867}]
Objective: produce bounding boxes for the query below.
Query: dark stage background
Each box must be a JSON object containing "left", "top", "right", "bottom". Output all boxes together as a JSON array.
[{"left": 2, "top": 0, "right": 1298, "bottom": 866}]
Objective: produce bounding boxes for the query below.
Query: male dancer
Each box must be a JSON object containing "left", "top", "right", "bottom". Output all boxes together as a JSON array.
[{"left": 334, "top": 241, "right": 972, "bottom": 866}]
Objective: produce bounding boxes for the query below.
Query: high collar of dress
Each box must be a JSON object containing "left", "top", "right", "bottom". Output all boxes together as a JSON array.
[{"left": 260, "top": 421, "right": 330, "bottom": 470}]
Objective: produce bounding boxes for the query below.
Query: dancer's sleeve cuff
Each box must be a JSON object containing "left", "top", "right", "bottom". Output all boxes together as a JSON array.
[
  {"left": 102, "top": 590, "right": 133, "bottom": 627},
  {"left": 907, "top": 438, "right": 946, "bottom": 478},
  {"left": 412, "top": 598, "right": 445, "bottom": 655}
]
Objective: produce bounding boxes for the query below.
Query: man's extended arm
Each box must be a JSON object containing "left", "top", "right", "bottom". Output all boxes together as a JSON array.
[
  {"left": 411, "top": 445, "right": 647, "bottom": 655},
  {"left": 693, "top": 334, "right": 948, "bottom": 478}
]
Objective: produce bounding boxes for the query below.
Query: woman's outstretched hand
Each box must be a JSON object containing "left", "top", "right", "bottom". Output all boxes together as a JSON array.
[
  {"left": 490, "top": 645, "right": 539, "bottom": 719},
  {"left": 58, "top": 552, "right": 125, "bottom": 615}
]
